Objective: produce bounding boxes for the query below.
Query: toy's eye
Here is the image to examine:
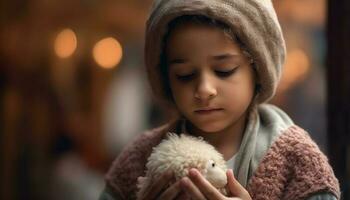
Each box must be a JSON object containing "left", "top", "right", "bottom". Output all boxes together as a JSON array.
[{"left": 212, "top": 163, "right": 216, "bottom": 167}]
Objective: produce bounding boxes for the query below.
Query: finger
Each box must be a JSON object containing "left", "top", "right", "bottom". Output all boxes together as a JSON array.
[
  {"left": 226, "top": 169, "right": 251, "bottom": 199},
  {"left": 157, "top": 180, "right": 182, "bottom": 200},
  {"left": 174, "top": 191, "right": 190, "bottom": 200},
  {"left": 143, "top": 170, "right": 174, "bottom": 199},
  {"left": 188, "top": 168, "right": 223, "bottom": 200},
  {"left": 180, "top": 177, "right": 206, "bottom": 200}
]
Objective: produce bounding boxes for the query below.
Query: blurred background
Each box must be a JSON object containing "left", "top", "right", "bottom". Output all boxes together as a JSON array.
[{"left": 0, "top": 0, "right": 348, "bottom": 199}]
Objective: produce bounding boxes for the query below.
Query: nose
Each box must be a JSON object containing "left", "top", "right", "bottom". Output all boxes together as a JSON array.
[
  {"left": 205, "top": 166, "right": 227, "bottom": 188},
  {"left": 194, "top": 73, "right": 217, "bottom": 101}
]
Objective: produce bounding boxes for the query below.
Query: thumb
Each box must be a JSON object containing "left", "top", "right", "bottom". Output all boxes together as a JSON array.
[{"left": 226, "top": 169, "right": 251, "bottom": 199}]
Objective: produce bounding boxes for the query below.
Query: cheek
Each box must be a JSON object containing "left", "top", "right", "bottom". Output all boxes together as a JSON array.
[
  {"left": 169, "top": 78, "right": 192, "bottom": 106},
  {"left": 222, "top": 75, "right": 255, "bottom": 105},
  {"left": 173, "top": 86, "right": 192, "bottom": 103}
]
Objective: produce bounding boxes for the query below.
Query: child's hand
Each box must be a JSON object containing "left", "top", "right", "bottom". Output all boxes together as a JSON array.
[
  {"left": 138, "top": 170, "right": 187, "bottom": 200},
  {"left": 180, "top": 168, "right": 252, "bottom": 200}
]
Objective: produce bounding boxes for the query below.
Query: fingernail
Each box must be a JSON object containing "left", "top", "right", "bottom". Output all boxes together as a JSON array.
[
  {"left": 180, "top": 177, "right": 189, "bottom": 187},
  {"left": 231, "top": 169, "right": 235, "bottom": 177},
  {"left": 228, "top": 169, "right": 235, "bottom": 179},
  {"left": 189, "top": 168, "right": 197, "bottom": 177}
]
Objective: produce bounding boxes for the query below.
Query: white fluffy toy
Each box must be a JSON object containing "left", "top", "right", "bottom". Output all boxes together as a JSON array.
[{"left": 137, "top": 133, "right": 228, "bottom": 198}]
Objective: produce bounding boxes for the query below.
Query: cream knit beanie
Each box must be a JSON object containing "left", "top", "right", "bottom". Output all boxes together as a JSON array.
[{"left": 145, "top": 0, "right": 286, "bottom": 107}]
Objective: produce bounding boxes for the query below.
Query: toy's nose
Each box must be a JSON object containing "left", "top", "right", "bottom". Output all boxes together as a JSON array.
[{"left": 206, "top": 168, "right": 227, "bottom": 188}]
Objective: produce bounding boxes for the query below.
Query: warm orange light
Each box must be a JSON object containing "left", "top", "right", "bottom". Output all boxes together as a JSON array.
[
  {"left": 54, "top": 28, "right": 77, "bottom": 58},
  {"left": 279, "top": 49, "right": 310, "bottom": 91},
  {"left": 92, "top": 37, "right": 122, "bottom": 69}
]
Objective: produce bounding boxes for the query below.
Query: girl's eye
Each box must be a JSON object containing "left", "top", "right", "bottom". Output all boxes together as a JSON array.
[
  {"left": 215, "top": 66, "right": 239, "bottom": 78},
  {"left": 175, "top": 66, "right": 239, "bottom": 81},
  {"left": 175, "top": 73, "right": 195, "bottom": 81}
]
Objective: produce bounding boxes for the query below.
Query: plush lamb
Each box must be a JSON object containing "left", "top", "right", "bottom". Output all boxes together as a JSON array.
[{"left": 137, "top": 132, "right": 228, "bottom": 198}]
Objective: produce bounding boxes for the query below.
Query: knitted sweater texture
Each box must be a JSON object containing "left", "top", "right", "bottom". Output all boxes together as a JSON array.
[{"left": 105, "top": 122, "right": 340, "bottom": 200}]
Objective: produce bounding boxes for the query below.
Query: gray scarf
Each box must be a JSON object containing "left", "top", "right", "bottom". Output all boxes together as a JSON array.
[{"left": 233, "top": 104, "right": 294, "bottom": 187}]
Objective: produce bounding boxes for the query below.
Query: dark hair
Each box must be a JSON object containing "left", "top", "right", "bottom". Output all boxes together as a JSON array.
[{"left": 159, "top": 15, "right": 254, "bottom": 102}]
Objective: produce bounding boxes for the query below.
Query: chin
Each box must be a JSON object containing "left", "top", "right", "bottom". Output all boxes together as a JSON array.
[{"left": 195, "top": 122, "right": 226, "bottom": 133}]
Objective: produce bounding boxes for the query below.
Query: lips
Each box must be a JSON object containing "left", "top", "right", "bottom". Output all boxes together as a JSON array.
[{"left": 194, "top": 108, "right": 223, "bottom": 114}]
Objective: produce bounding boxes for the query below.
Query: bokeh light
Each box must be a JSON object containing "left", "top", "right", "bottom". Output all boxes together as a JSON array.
[
  {"left": 54, "top": 28, "right": 77, "bottom": 58},
  {"left": 92, "top": 37, "right": 123, "bottom": 69}
]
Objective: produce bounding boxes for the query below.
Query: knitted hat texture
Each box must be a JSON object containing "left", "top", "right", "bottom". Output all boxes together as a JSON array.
[{"left": 145, "top": 0, "right": 286, "bottom": 105}]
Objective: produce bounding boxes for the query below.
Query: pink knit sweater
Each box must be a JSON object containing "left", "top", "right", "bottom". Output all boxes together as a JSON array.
[
  {"left": 246, "top": 126, "right": 340, "bottom": 200},
  {"left": 105, "top": 122, "right": 340, "bottom": 200}
]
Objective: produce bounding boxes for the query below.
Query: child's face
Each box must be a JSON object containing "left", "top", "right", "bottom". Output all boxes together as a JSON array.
[{"left": 166, "top": 22, "right": 256, "bottom": 133}]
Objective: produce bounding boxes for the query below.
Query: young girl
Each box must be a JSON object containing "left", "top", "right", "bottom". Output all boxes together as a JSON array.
[{"left": 100, "top": 0, "right": 340, "bottom": 199}]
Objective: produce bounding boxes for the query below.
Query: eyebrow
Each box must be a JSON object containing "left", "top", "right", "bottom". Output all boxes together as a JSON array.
[{"left": 168, "top": 53, "right": 241, "bottom": 66}]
